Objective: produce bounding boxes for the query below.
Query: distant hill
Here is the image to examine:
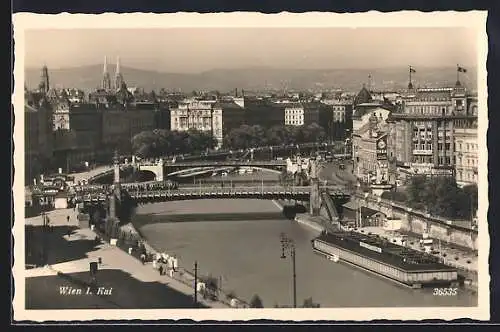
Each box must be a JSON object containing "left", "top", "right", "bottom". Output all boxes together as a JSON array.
[{"left": 24, "top": 65, "right": 478, "bottom": 93}]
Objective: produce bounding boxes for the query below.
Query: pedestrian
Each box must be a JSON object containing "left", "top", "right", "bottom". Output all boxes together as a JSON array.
[
  {"left": 140, "top": 253, "right": 146, "bottom": 264},
  {"left": 159, "top": 264, "right": 163, "bottom": 276},
  {"left": 67, "top": 229, "right": 71, "bottom": 238},
  {"left": 67, "top": 215, "right": 70, "bottom": 223}
]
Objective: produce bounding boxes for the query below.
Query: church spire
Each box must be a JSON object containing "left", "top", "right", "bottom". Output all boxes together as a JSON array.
[
  {"left": 102, "top": 56, "right": 112, "bottom": 90},
  {"left": 103, "top": 56, "right": 108, "bottom": 73},
  {"left": 114, "top": 56, "right": 124, "bottom": 90},
  {"left": 116, "top": 56, "right": 120, "bottom": 74}
]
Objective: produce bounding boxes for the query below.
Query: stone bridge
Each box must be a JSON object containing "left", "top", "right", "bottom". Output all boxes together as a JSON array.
[
  {"left": 135, "top": 159, "right": 288, "bottom": 181},
  {"left": 77, "top": 185, "right": 350, "bottom": 205}
]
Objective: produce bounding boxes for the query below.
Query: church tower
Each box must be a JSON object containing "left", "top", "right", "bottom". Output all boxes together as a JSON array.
[
  {"left": 102, "top": 56, "right": 112, "bottom": 90},
  {"left": 39, "top": 64, "right": 50, "bottom": 94},
  {"left": 114, "top": 56, "right": 124, "bottom": 90}
]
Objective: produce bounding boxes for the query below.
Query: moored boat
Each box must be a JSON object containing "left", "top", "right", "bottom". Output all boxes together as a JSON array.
[{"left": 312, "top": 231, "right": 459, "bottom": 288}]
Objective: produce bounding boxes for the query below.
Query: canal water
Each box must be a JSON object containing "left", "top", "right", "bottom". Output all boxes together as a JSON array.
[{"left": 134, "top": 199, "right": 477, "bottom": 308}]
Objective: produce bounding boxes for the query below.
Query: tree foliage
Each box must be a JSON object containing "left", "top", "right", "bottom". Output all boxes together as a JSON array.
[
  {"left": 250, "top": 294, "right": 264, "bottom": 308},
  {"left": 224, "top": 123, "right": 326, "bottom": 150},
  {"left": 302, "top": 297, "right": 321, "bottom": 308},
  {"left": 131, "top": 129, "right": 217, "bottom": 158},
  {"left": 404, "top": 175, "right": 477, "bottom": 219}
]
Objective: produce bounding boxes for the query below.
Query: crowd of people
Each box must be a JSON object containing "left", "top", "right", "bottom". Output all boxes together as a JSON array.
[{"left": 122, "top": 180, "right": 179, "bottom": 192}]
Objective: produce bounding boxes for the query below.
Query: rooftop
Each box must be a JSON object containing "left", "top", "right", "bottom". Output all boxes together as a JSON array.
[{"left": 315, "top": 231, "right": 456, "bottom": 272}]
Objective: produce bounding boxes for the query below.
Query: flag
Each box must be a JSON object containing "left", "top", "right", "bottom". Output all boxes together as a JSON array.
[
  {"left": 457, "top": 66, "right": 467, "bottom": 73},
  {"left": 410, "top": 66, "right": 416, "bottom": 73}
]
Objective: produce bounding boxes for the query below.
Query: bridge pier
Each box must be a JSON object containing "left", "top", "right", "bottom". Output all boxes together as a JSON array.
[
  {"left": 105, "top": 151, "right": 122, "bottom": 242},
  {"left": 309, "top": 160, "right": 321, "bottom": 216}
]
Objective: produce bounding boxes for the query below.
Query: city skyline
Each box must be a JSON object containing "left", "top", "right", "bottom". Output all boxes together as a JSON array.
[{"left": 25, "top": 28, "right": 478, "bottom": 73}]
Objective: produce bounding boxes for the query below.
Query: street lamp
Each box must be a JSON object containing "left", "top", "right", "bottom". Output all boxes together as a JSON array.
[
  {"left": 280, "top": 232, "right": 297, "bottom": 308},
  {"left": 41, "top": 211, "right": 49, "bottom": 266}
]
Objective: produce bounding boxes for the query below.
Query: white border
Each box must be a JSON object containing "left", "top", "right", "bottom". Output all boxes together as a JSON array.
[{"left": 12, "top": 11, "right": 489, "bottom": 322}]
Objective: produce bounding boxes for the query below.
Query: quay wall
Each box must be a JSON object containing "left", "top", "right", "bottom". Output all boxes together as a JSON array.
[{"left": 353, "top": 194, "right": 478, "bottom": 251}]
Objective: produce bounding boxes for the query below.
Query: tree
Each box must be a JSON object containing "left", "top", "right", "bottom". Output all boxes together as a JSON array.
[
  {"left": 463, "top": 184, "right": 478, "bottom": 219},
  {"left": 131, "top": 129, "right": 217, "bottom": 158},
  {"left": 302, "top": 297, "right": 320, "bottom": 308},
  {"left": 131, "top": 131, "right": 162, "bottom": 158},
  {"left": 403, "top": 175, "right": 477, "bottom": 219},
  {"left": 250, "top": 294, "right": 264, "bottom": 308}
]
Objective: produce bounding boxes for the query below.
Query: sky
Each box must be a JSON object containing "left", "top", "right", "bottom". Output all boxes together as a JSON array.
[{"left": 24, "top": 28, "right": 478, "bottom": 73}]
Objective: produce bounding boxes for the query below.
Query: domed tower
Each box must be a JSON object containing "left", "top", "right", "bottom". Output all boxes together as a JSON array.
[{"left": 354, "top": 84, "right": 373, "bottom": 106}]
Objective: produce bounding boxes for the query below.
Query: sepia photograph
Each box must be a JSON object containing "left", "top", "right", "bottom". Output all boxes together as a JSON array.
[{"left": 12, "top": 11, "right": 489, "bottom": 321}]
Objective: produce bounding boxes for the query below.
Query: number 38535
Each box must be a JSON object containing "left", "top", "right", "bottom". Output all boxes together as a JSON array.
[{"left": 433, "top": 288, "right": 458, "bottom": 296}]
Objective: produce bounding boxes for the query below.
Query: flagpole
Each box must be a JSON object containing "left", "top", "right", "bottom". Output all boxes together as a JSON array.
[
  {"left": 409, "top": 66, "right": 412, "bottom": 86},
  {"left": 457, "top": 64, "right": 459, "bottom": 83}
]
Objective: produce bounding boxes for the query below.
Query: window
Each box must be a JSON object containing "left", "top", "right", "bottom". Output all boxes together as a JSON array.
[{"left": 445, "top": 143, "right": 450, "bottom": 151}]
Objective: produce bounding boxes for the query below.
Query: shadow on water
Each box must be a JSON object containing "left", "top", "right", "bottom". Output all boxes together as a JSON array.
[
  {"left": 130, "top": 202, "right": 308, "bottom": 227},
  {"left": 282, "top": 204, "right": 307, "bottom": 219}
]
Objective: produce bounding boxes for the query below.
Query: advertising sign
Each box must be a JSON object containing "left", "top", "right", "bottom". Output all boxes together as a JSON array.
[{"left": 376, "top": 136, "right": 387, "bottom": 160}]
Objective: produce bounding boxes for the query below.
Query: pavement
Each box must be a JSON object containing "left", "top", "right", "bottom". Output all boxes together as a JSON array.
[
  {"left": 25, "top": 207, "right": 229, "bottom": 309},
  {"left": 318, "top": 161, "right": 357, "bottom": 189}
]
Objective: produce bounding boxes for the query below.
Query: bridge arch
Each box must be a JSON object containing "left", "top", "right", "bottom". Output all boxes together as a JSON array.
[
  {"left": 137, "top": 163, "right": 164, "bottom": 181},
  {"left": 136, "top": 169, "right": 158, "bottom": 182}
]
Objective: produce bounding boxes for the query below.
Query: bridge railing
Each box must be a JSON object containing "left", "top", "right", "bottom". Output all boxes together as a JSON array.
[
  {"left": 126, "top": 186, "right": 313, "bottom": 195},
  {"left": 160, "top": 160, "right": 288, "bottom": 166}
]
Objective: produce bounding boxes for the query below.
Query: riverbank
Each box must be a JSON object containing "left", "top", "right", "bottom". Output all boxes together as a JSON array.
[
  {"left": 128, "top": 199, "right": 477, "bottom": 307},
  {"left": 120, "top": 222, "right": 247, "bottom": 308},
  {"left": 24, "top": 208, "right": 217, "bottom": 309}
]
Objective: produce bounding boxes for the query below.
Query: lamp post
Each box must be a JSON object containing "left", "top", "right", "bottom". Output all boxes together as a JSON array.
[
  {"left": 194, "top": 260, "right": 198, "bottom": 307},
  {"left": 41, "top": 211, "right": 49, "bottom": 266},
  {"left": 280, "top": 232, "right": 297, "bottom": 308}
]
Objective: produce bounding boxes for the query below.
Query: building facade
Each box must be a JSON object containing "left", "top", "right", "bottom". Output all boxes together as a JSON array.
[
  {"left": 25, "top": 96, "right": 53, "bottom": 183},
  {"left": 387, "top": 85, "right": 476, "bottom": 182},
  {"left": 453, "top": 96, "right": 478, "bottom": 186},
  {"left": 244, "top": 97, "right": 286, "bottom": 128},
  {"left": 322, "top": 98, "right": 354, "bottom": 141},
  {"left": 170, "top": 98, "right": 244, "bottom": 148},
  {"left": 284, "top": 103, "right": 304, "bottom": 126},
  {"left": 352, "top": 109, "right": 391, "bottom": 184}
]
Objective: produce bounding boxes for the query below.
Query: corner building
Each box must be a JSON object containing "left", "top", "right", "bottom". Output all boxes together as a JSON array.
[{"left": 387, "top": 84, "right": 477, "bottom": 183}]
